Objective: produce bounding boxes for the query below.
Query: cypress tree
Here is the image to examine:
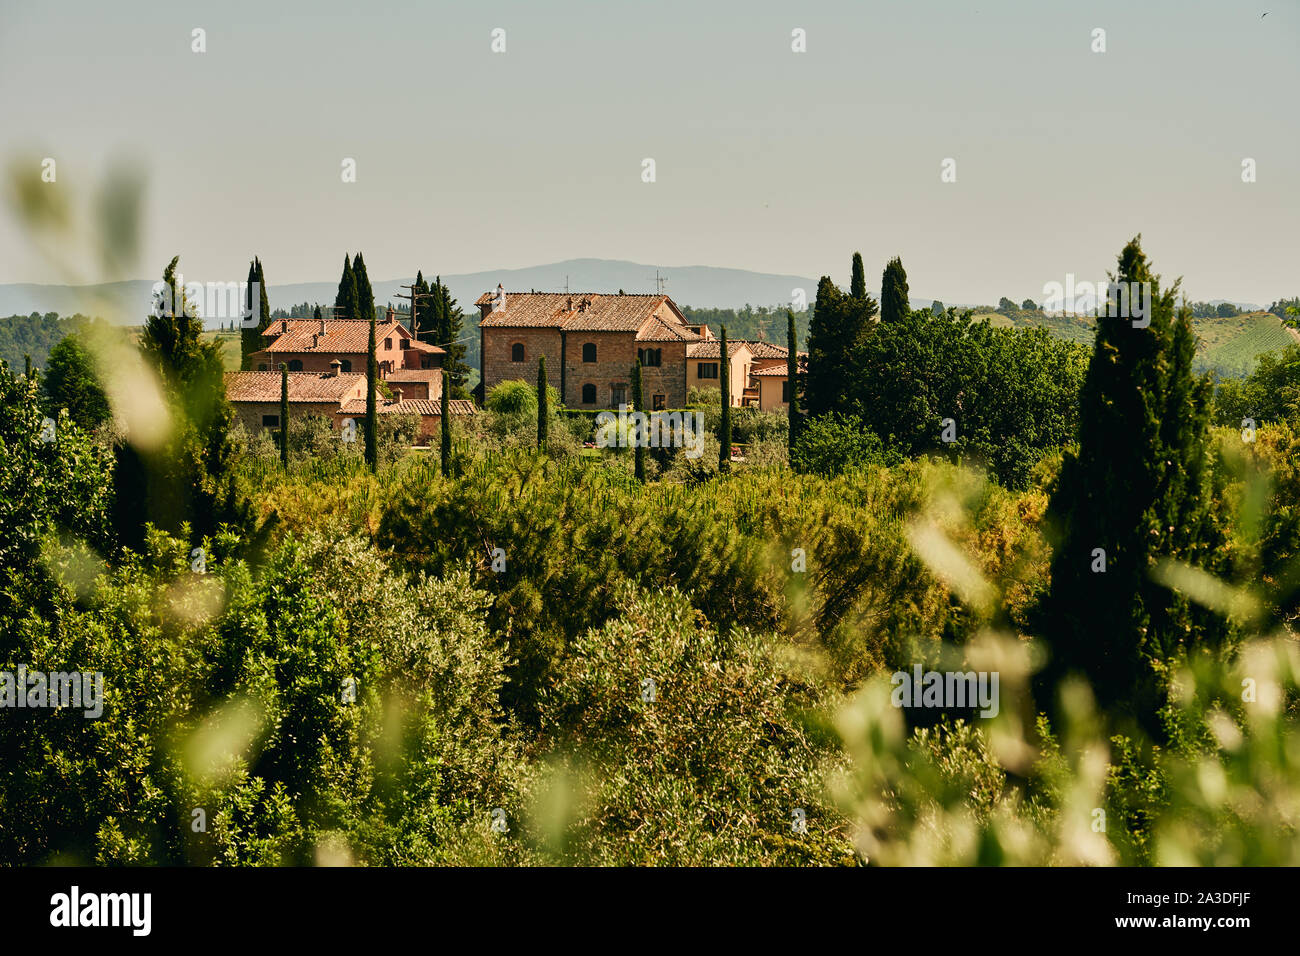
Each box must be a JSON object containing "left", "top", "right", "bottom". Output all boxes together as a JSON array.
[
  {"left": 335, "top": 255, "right": 358, "bottom": 320},
  {"left": 786, "top": 309, "right": 800, "bottom": 452},
  {"left": 631, "top": 356, "right": 645, "bottom": 482},
  {"left": 412, "top": 271, "right": 431, "bottom": 338},
  {"left": 240, "top": 258, "right": 261, "bottom": 369},
  {"left": 312, "top": 304, "right": 322, "bottom": 322},
  {"left": 1037, "top": 236, "right": 1231, "bottom": 734},
  {"left": 24, "top": 354, "right": 31, "bottom": 379},
  {"left": 365, "top": 311, "right": 378, "bottom": 471},
  {"left": 353, "top": 252, "right": 375, "bottom": 322},
  {"left": 718, "top": 326, "right": 732, "bottom": 472},
  {"left": 850, "top": 252, "right": 867, "bottom": 299},
  {"left": 440, "top": 370, "right": 451, "bottom": 476},
  {"left": 537, "top": 355, "right": 548, "bottom": 449},
  {"left": 432, "top": 276, "right": 469, "bottom": 393},
  {"left": 279, "top": 362, "right": 289, "bottom": 468},
  {"left": 806, "top": 267, "right": 877, "bottom": 418},
  {"left": 881, "top": 256, "right": 910, "bottom": 324},
  {"left": 255, "top": 257, "right": 270, "bottom": 339}
]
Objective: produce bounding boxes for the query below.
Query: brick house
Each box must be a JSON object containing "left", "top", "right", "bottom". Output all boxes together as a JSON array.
[
  {"left": 224, "top": 368, "right": 366, "bottom": 434},
  {"left": 476, "top": 287, "right": 709, "bottom": 409},
  {"left": 248, "top": 311, "right": 445, "bottom": 377},
  {"left": 686, "top": 340, "right": 753, "bottom": 407},
  {"left": 735, "top": 342, "right": 808, "bottom": 411},
  {"left": 335, "top": 395, "right": 476, "bottom": 445}
]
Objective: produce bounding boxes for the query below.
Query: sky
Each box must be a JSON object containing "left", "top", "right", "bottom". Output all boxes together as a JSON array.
[{"left": 1, "top": 0, "right": 1296, "bottom": 306}]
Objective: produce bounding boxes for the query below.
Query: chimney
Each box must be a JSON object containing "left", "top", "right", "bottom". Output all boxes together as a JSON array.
[
  {"left": 491, "top": 283, "right": 506, "bottom": 314},
  {"left": 386, "top": 306, "right": 396, "bottom": 323},
  {"left": 281, "top": 319, "right": 288, "bottom": 333},
  {"left": 392, "top": 387, "right": 403, "bottom": 403},
  {"left": 328, "top": 359, "right": 342, "bottom": 378},
  {"left": 319, "top": 317, "right": 327, "bottom": 336}
]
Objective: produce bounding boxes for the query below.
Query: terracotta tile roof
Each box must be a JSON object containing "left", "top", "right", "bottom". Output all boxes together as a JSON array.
[
  {"left": 383, "top": 369, "right": 443, "bottom": 383},
  {"left": 224, "top": 371, "right": 364, "bottom": 403},
  {"left": 740, "top": 341, "right": 791, "bottom": 359},
  {"left": 476, "top": 292, "right": 699, "bottom": 339},
  {"left": 406, "top": 339, "right": 446, "bottom": 354},
  {"left": 260, "top": 319, "right": 416, "bottom": 354},
  {"left": 336, "top": 398, "right": 475, "bottom": 417},
  {"left": 686, "top": 340, "right": 753, "bottom": 359},
  {"left": 636, "top": 316, "right": 699, "bottom": 342},
  {"left": 750, "top": 365, "right": 791, "bottom": 377}
]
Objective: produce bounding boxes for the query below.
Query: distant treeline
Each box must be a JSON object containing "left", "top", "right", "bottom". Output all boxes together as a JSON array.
[
  {"left": 677, "top": 305, "right": 811, "bottom": 344},
  {"left": 0, "top": 312, "right": 96, "bottom": 372}
]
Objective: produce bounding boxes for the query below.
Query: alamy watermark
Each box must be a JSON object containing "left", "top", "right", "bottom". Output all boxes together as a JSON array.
[
  {"left": 890, "top": 666, "right": 999, "bottom": 718},
  {"left": 1041, "top": 275, "right": 1151, "bottom": 328},
  {"left": 1, "top": 665, "right": 103, "bottom": 718},
  {"left": 595, "top": 406, "right": 706, "bottom": 459},
  {"left": 150, "top": 274, "right": 262, "bottom": 326}
]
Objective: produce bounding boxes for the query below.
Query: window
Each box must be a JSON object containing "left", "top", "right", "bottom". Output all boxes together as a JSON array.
[
  {"left": 697, "top": 362, "right": 718, "bottom": 379},
  {"left": 339, "top": 359, "right": 352, "bottom": 373},
  {"left": 581, "top": 383, "right": 597, "bottom": 404},
  {"left": 610, "top": 384, "right": 627, "bottom": 408},
  {"left": 288, "top": 360, "right": 303, "bottom": 371},
  {"left": 638, "top": 348, "right": 662, "bottom": 367},
  {"left": 653, "top": 394, "right": 666, "bottom": 411},
  {"left": 511, "top": 342, "right": 525, "bottom": 362},
  {"left": 257, "top": 363, "right": 268, "bottom": 371},
  {"left": 262, "top": 414, "right": 280, "bottom": 427},
  {"left": 782, "top": 380, "right": 791, "bottom": 402},
  {"left": 582, "top": 343, "right": 597, "bottom": 363},
  {"left": 384, "top": 338, "right": 393, "bottom": 351}
]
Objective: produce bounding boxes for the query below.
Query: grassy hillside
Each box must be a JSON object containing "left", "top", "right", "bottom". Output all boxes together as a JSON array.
[
  {"left": 1192, "top": 311, "right": 1295, "bottom": 377},
  {"left": 974, "top": 308, "right": 1292, "bottom": 378}
]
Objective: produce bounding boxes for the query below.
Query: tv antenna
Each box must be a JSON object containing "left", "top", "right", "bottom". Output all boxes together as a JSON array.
[{"left": 652, "top": 269, "right": 667, "bottom": 294}]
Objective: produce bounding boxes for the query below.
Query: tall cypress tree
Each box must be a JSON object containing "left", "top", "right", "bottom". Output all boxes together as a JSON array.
[
  {"left": 850, "top": 252, "right": 867, "bottom": 299},
  {"left": 432, "top": 276, "right": 469, "bottom": 393},
  {"left": 255, "top": 257, "right": 270, "bottom": 341},
  {"left": 1037, "top": 236, "right": 1231, "bottom": 733},
  {"left": 786, "top": 309, "right": 800, "bottom": 452},
  {"left": 412, "top": 271, "right": 431, "bottom": 338},
  {"left": 240, "top": 258, "right": 261, "bottom": 369},
  {"left": 806, "top": 277, "right": 842, "bottom": 418},
  {"left": 353, "top": 252, "right": 375, "bottom": 323},
  {"left": 806, "top": 264, "right": 878, "bottom": 418},
  {"left": 279, "top": 362, "right": 289, "bottom": 468},
  {"left": 537, "top": 355, "right": 548, "bottom": 450},
  {"left": 881, "top": 256, "right": 910, "bottom": 324},
  {"left": 312, "top": 304, "right": 322, "bottom": 322},
  {"left": 718, "top": 326, "right": 732, "bottom": 472},
  {"left": 631, "top": 356, "right": 646, "bottom": 482},
  {"left": 335, "top": 255, "right": 358, "bottom": 320},
  {"left": 440, "top": 370, "right": 451, "bottom": 476},
  {"left": 365, "top": 311, "right": 378, "bottom": 471}
]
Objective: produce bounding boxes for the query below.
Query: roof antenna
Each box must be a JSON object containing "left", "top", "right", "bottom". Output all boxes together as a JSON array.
[{"left": 652, "top": 269, "right": 667, "bottom": 294}]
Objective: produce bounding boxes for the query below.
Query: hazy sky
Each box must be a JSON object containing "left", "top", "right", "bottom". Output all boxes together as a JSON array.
[{"left": 1, "top": 0, "right": 1296, "bottom": 305}]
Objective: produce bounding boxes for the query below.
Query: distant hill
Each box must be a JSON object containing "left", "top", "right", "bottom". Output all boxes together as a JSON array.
[
  {"left": 0, "top": 260, "right": 854, "bottom": 325},
  {"left": 974, "top": 308, "right": 1293, "bottom": 377}
]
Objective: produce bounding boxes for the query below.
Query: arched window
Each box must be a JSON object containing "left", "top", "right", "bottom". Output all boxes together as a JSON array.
[
  {"left": 339, "top": 359, "right": 352, "bottom": 373},
  {"left": 288, "top": 359, "right": 303, "bottom": 371},
  {"left": 511, "top": 342, "right": 525, "bottom": 362},
  {"left": 582, "top": 342, "right": 597, "bottom": 363},
  {"left": 581, "top": 383, "right": 597, "bottom": 404}
]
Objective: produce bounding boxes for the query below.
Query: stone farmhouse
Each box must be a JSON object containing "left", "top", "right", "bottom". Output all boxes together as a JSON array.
[
  {"left": 229, "top": 311, "right": 471, "bottom": 446},
  {"left": 477, "top": 285, "right": 806, "bottom": 411},
  {"left": 224, "top": 367, "right": 474, "bottom": 447},
  {"left": 247, "top": 311, "right": 445, "bottom": 378}
]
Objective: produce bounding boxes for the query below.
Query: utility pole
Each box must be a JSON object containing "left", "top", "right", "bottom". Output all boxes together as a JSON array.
[{"left": 396, "top": 284, "right": 438, "bottom": 342}]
